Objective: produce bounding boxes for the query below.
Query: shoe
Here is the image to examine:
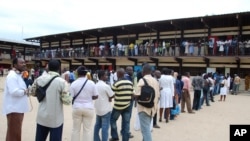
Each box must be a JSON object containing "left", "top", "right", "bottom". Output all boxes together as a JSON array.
[
  {"left": 188, "top": 111, "right": 195, "bottom": 114},
  {"left": 153, "top": 125, "right": 160, "bottom": 128},
  {"left": 207, "top": 104, "right": 210, "bottom": 106},
  {"left": 181, "top": 111, "right": 186, "bottom": 113},
  {"left": 159, "top": 118, "right": 162, "bottom": 122},
  {"left": 129, "top": 134, "right": 134, "bottom": 138},
  {"left": 109, "top": 138, "right": 119, "bottom": 141}
]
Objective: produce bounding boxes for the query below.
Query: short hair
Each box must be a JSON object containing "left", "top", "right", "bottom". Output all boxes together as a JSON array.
[
  {"left": 162, "top": 68, "right": 171, "bottom": 75},
  {"left": 77, "top": 66, "right": 87, "bottom": 76},
  {"left": 142, "top": 64, "right": 152, "bottom": 74},
  {"left": 48, "top": 59, "right": 60, "bottom": 72},
  {"left": 98, "top": 70, "right": 106, "bottom": 79},
  {"left": 177, "top": 74, "right": 182, "bottom": 80}
]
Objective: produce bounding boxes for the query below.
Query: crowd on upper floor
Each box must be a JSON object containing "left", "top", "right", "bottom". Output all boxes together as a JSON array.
[{"left": 28, "top": 38, "right": 250, "bottom": 59}]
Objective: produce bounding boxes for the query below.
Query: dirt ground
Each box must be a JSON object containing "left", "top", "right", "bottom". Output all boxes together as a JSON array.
[{"left": 0, "top": 76, "right": 250, "bottom": 141}]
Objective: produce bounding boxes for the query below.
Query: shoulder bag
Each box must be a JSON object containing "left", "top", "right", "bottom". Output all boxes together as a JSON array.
[
  {"left": 36, "top": 76, "right": 58, "bottom": 102},
  {"left": 72, "top": 79, "right": 88, "bottom": 104}
]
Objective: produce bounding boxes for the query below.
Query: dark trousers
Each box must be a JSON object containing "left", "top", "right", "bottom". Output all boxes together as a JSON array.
[
  {"left": 6, "top": 113, "right": 24, "bottom": 141},
  {"left": 35, "top": 123, "right": 63, "bottom": 141},
  {"left": 153, "top": 112, "right": 158, "bottom": 125},
  {"left": 192, "top": 90, "right": 201, "bottom": 110}
]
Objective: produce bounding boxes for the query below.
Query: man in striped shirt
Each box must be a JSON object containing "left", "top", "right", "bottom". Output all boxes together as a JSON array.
[{"left": 110, "top": 68, "right": 134, "bottom": 141}]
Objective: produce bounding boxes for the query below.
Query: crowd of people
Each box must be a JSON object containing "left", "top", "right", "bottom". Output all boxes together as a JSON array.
[
  {"left": 1, "top": 57, "right": 245, "bottom": 141},
  {"left": 30, "top": 38, "right": 250, "bottom": 59}
]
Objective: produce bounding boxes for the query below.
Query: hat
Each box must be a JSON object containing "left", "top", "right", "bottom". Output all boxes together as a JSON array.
[{"left": 77, "top": 66, "right": 87, "bottom": 75}]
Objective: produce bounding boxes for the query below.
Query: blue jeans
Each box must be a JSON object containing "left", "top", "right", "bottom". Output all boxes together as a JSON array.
[
  {"left": 139, "top": 112, "right": 152, "bottom": 141},
  {"left": 201, "top": 88, "right": 210, "bottom": 106},
  {"left": 94, "top": 112, "right": 111, "bottom": 141},
  {"left": 110, "top": 106, "right": 132, "bottom": 141},
  {"left": 213, "top": 83, "right": 220, "bottom": 95},
  {"left": 35, "top": 123, "right": 63, "bottom": 141}
]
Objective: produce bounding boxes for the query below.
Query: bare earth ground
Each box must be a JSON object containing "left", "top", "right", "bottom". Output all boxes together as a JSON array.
[{"left": 0, "top": 76, "right": 250, "bottom": 141}]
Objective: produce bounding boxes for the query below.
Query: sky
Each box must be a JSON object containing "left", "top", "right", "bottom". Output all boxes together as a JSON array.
[{"left": 0, "top": 0, "right": 249, "bottom": 42}]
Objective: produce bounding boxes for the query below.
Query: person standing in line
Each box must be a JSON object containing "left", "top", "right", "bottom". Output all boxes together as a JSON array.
[
  {"left": 152, "top": 70, "right": 161, "bottom": 128},
  {"left": 207, "top": 73, "right": 215, "bottom": 102},
  {"left": 191, "top": 73, "right": 203, "bottom": 111},
  {"left": 134, "top": 64, "right": 160, "bottom": 141},
  {"left": 201, "top": 74, "right": 211, "bottom": 106},
  {"left": 70, "top": 66, "right": 98, "bottom": 141},
  {"left": 94, "top": 70, "right": 114, "bottom": 141},
  {"left": 2, "top": 58, "right": 29, "bottom": 141},
  {"left": 123, "top": 66, "right": 135, "bottom": 138},
  {"left": 29, "top": 59, "right": 72, "bottom": 141},
  {"left": 61, "top": 67, "right": 70, "bottom": 83},
  {"left": 232, "top": 74, "right": 241, "bottom": 95},
  {"left": 181, "top": 72, "right": 195, "bottom": 114},
  {"left": 158, "top": 68, "right": 174, "bottom": 122},
  {"left": 176, "top": 74, "right": 184, "bottom": 103},
  {"left": 219, "top": 76, "right": 228, "bottom": 101},
  {"left": 109, "top": 68, "right": 134, "bottom": 141}
]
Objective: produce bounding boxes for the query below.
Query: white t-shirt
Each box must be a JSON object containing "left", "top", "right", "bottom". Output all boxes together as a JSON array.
[
  {"left": 70, "top": 77, "right": 99, "bottom": 109},
  {"left": 94, "top": 80, "right": 114, "bottom": 116}
]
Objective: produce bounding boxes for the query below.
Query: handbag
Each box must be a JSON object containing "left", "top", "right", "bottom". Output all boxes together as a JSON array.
[
  {"left": 35, "top": 76, "right": 58, "bottom": 102},
  {"left": 72, "top": 79, "right": 88, "bottom": 104}
]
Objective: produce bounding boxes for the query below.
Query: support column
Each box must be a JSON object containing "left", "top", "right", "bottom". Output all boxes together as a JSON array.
[
  {"left": 175, "top": 57, "right": 182, "bottom": 74},
  {"left": 150, "top": 57, "right": 159, "bottom": 69},
  {"left": 236, "top": 57, "right": 240, "bottom": 75},
  {"left": 23, "top": 46, "right": 26, "bottom": 60}
]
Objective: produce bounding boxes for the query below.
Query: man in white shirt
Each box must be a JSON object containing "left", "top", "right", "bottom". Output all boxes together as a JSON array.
[
  {"left": 2, "top": 58, "right": 29, "bottom": 141},
  {"left": 94, "top": 70, "right": 114, "bottom": 141}
]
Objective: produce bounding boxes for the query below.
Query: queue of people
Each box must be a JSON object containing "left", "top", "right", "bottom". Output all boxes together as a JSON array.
[
  {"left": 29, "top": 38, "right": 250, "bottom": 60},
  {"left": 2, "top": 58, "right": 243, "bottom": 141}
]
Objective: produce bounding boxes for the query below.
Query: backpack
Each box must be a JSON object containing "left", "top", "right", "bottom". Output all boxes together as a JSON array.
[{"left": 137, "top": 78, "right": 155, "bottom": 108}]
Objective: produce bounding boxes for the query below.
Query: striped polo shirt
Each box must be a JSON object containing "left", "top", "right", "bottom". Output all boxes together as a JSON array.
[{"left": 111, "top": 79, "right": 134, "bottom": 110}]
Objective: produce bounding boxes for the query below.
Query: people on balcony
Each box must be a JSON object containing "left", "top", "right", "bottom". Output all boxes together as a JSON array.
[{"left": 28, "top": 37, "right": 250, "bottom": 60}]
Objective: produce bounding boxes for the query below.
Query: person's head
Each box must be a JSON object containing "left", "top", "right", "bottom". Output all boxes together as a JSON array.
[
  {"left": 208, "top": 72, "right": 212, "bottom": 78},
  {"left": 12, "top": 57, "right": 26, "bottom": 72},
  {"left": 117, "top": 68, "right": 125, "bottom": 79},
  {"left": 126, "top": 66, "right": 133, "bottom": 76},
  {"left": 48, "top": 59, "right": 60, "bottom": 72},
  {"left": 184, "top": 72, "right": 190, "bottom": 78},
  {"left": 98, "top": 70, "right": 108, "bottom": 81},
  {"left": 203, "top": 74, "right": 208, "bottom": 79},
  {"left": 162, "top": 68, "right": 171, "bottom": 75},
  {"left": 154, "top": 70, "right": 161, "bottom": 79},
  {"left": 77, "top": 66, "right": 88, "bottom": 77},
  {"left": 177, "top": 74, "right": 182, "bottom": 80},
  {"left": 142, "top": 64, "right": 152, "bottom": 76}
]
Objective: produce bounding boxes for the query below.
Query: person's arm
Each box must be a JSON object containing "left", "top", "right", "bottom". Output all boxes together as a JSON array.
[
  {"left": 92, "top": 84, "right": 99, "bottom": 100},
  {"left": 7, "top": 75, "right": 27, "bottom": 97},
  {"left": 106, "top": 85, "right": 115, "bottom": 102}
]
